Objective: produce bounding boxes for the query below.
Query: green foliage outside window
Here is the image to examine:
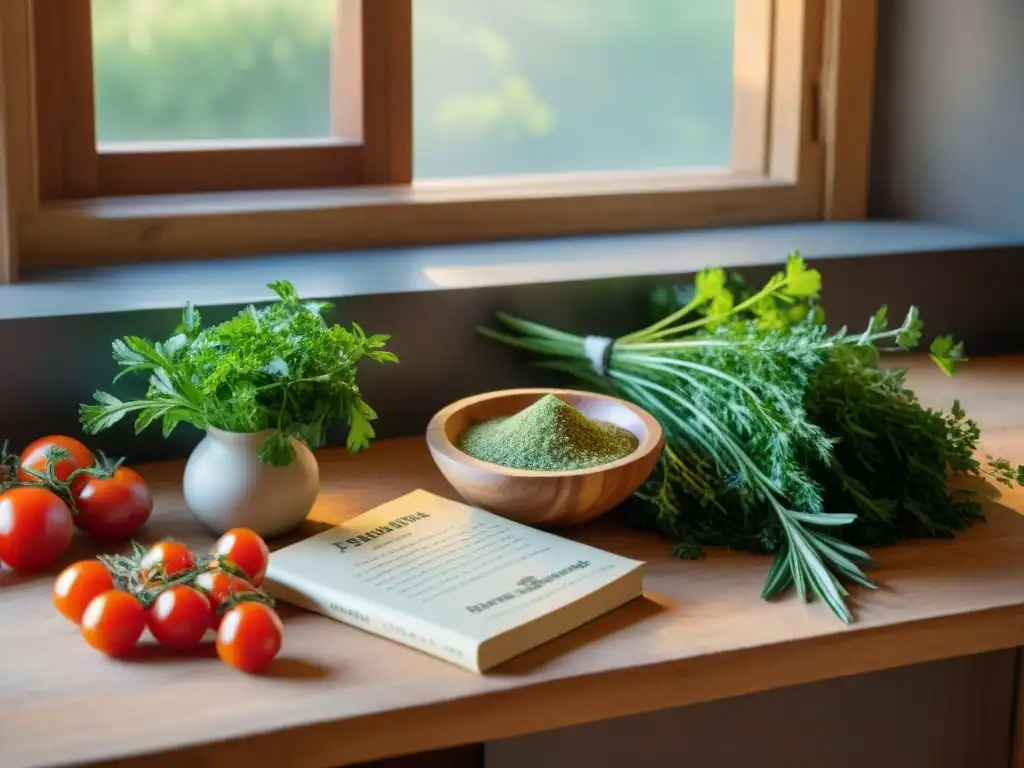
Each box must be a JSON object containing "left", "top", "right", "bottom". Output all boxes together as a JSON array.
[{"left": 92, "top": 0, "right": 733, "bottom": 178}]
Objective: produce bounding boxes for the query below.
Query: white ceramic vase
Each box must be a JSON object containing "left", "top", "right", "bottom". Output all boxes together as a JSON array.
[{"left": 183, "top": 427, "right": 319, "bottom": 539}]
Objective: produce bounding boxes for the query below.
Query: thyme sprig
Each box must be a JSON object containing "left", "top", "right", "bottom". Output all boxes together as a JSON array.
[{"left": 479, "top": 252, "right": 1024, "bottom": 623}]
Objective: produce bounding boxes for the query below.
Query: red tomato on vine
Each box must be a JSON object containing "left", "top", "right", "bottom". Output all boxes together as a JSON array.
[
  {"left": 18, "top": 435, "right": 95, "bottom": 494},
  {"left": 216, "top": 601, "right": 283, "bottom": 673},
  {"left": 213, "top": 528, "right": 270, "bottom": 585},
  {"left": 74, "top": 465, "right": 152, "bottom": 542},
  {"left": 140, "top": 541, "right": 195, "bottom": 580},
  {"left": 195, "top": 569, "right": 256, "bottom": 628},
  {"left": 81, "top": 590, "right": 146, "bottom": 657},
  {"left": 148, "top": 585, "right": 212, "bottom": 650},
  {"left": 0, "top": 486, "right": 74, "bottom": 571},
  {"left": 53, "top": 560, "right": 115, "bottom": 624}
]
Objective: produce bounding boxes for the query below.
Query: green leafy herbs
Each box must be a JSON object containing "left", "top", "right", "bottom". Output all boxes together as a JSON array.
[
  {"left": 81, "top": 280, "right": 399, "bottom": 466},
  {"left": 479, "top": 252, "right": 1024, "bottom": 623}
]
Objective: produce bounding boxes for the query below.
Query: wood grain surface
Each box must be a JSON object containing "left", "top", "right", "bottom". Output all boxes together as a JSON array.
[
  {"left": 425, "top": 388, "right": 664, "bottom": 526},
  {"left": 2, "top": 357, "right": 1024, "bottom": 768}
]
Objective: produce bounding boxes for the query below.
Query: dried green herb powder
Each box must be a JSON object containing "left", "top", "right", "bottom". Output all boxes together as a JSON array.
[{"left": 458, "top": 394, "right": 639, "bottom": 471}]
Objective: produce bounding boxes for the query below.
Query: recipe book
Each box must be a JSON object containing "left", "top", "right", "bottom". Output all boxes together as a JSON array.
[{"left": 264, "top": 489, "right": 644, "bottom": 672}]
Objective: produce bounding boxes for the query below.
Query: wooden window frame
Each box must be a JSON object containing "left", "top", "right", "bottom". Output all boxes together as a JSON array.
[
  {"left": 0, "top": 0, "right": 876, "bottom": 279},
  {"left": 34, "top": 0, "right": 410, "bottom": 198}
]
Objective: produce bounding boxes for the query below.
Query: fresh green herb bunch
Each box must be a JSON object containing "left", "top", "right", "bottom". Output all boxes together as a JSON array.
[
  {"left": 632, "top": 270, "right": 989, "bottom": 553},
  {"left": 81, "top": 280, "right": 398, "bottom": 466},
  {"left": 479, "top": 253, "right": 1022, "bottom": 623}
]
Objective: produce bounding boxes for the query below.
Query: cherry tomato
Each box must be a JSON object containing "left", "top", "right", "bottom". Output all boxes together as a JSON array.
[
  {"left": 148, "top": 585, "right": 212, "bottom": 650},
  {"left": 18, "top": 435, "right": 95, "bottom": 494},
  {"left": 216, "top": 602, "right": 283, "bottom": 673},
  {"left": 81, "top": 590, "right": 145, "bottom": 657},
  {"left": 194, "top": 569, "right": 256, "bottom": 628},
  {"left": 53, "top": 560, "right": 114, "bottom": 624},
  {"left": 74, "top": 466, "right": 153, "bottom": 542},
  {"left": 213, "top": 528, "right": 270, "bottom": 585},
  {"left": 140, "top": 541, "right": 195, "bottom": 579},
  {"left": 0, "top": 487, "right": 74, "bottom": 571}
]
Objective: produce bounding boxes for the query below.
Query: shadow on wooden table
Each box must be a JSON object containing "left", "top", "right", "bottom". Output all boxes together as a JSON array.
[
  {"left": 261, "top": 657, "right": 334, "bottom": 680},
  {"left": 92, "top": 632, "right": 333, "bottom": 680},
  {"left": 268, "top": 518, "right": 336, "bottom": 550},
  {"left": 489, "top": 593, "right": 670, "bottom": 676},
  {"left": 869, "top": 498, "right": 1024, "bottom": 582}
]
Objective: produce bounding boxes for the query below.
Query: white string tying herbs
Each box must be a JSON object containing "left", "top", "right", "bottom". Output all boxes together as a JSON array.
[{"left": 583, "top": 335, "right": 615, "bottom": 377}]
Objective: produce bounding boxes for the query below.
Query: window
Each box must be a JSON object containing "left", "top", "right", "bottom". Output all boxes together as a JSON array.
[
  {"left": 33, "top": 0, "right": 407, "bottom": 197},
  {"left": 0, "top": 0, "right": 877, "bottom": 275},
  {"left": 92, "top": 0, "right": 338, "bottom": 145},
  {"left": 413, "top": 1, "right": 735, "bottom": 179}
]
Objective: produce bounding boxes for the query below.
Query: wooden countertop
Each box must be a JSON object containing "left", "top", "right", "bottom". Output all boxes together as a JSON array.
[{"left": 3, "top": 357, "right": 1024, "bottom": 768}]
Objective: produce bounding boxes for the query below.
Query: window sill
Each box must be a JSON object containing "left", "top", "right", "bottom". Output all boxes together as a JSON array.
[
  {"left": 3, "top": 220, "right": 1013, "bottom": 322},
  {"left": 19, "top": 172, "right": 816, "bottom": 271}
]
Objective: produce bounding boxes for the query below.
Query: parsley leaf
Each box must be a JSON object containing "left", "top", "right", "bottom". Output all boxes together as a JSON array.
[
  {"left": 929, "top": 334, "right": 968, "bottom": 376},
  {"left": 480, "top": 252, "right": 1011, "bottom": 624},
  {"left": 783, "top": 251, "right": 821, "bottom": 297},
  {"left": 895, "top": 306, "right": 923, "bottom": 349},
  {"left": 81, "top": 281, "right": 398, "bottom": 466}
]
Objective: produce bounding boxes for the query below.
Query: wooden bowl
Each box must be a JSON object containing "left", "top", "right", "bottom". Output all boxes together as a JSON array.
[{"left": 426, "top": 389, "right": 664, "bottom": 527}]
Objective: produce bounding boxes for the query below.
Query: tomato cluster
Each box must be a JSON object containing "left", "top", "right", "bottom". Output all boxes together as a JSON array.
[
  {"left": 52, "top": 528, "right": 282, "bottom": 674},
  {"left": 0, "top": 435, "right": 153, "bottom": 572}
]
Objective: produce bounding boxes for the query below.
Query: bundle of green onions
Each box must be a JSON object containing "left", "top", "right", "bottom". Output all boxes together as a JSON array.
[{"left": 479, "top": 253, "right": 1022, "bottom": 623}]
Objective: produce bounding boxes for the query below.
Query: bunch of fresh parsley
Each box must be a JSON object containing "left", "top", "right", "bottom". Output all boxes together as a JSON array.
[
  {"left": 81, "top": 280, "right": 398, "bottom": 465},
  {"left": 479, "top": 254, "right": 1023, "bottom": 623}
]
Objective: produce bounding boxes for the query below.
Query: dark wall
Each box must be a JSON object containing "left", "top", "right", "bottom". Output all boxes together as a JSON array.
[
  {"left": 1, "top": 246, "right": 1019, "bottom": 464},
  {"left": 870, "top": 0, "right": 1024, "bottom": 237},
  {"left": 489, "top": 651, "right": 1017, "bottom": 768}
]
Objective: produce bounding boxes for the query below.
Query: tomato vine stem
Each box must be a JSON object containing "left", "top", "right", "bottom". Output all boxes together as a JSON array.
[{"left": 98, "top": 541, "right": 275, "bottom": 611}]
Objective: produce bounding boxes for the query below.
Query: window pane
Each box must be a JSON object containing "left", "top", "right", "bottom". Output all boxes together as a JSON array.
[
  {"left": 414, "top": 0, "right": 734, "bottom": 180},
  {"left": 92, "top": 0, "right": 337, "bottom": 145}
]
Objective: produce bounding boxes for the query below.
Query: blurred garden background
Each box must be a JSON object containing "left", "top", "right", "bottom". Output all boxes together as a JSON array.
[{"left": 92, "top": 0, "right": 734, "bottom": 179}]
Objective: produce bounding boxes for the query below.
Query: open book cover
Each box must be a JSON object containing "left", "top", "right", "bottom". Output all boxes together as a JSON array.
[{"left": 264, "top": 489, "right": 645, "bottom": 672}]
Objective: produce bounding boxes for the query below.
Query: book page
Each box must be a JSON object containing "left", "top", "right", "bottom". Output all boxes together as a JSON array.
[{"left": 266, "top": 490, "right": 644, "bottom": 642}]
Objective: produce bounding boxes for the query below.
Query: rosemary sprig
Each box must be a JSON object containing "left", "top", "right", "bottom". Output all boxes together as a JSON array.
[{"left": 478, "top": 252, "right": 1024, "bottom": 623}]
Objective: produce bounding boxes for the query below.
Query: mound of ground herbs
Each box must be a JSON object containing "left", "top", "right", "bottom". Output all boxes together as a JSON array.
[{"left": 458, "top": 394, "right": 639, "bottom": 471}]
